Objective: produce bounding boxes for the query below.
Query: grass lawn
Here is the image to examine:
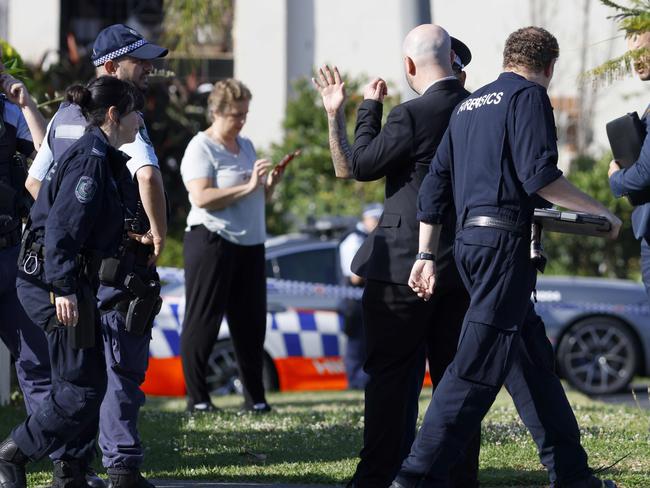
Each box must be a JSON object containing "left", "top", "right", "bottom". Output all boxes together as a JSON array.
[{"left": 0, "top": 387, "right": 648, "bottom": 487}]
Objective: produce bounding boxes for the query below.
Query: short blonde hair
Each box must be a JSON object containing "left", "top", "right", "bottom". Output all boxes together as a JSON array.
[{"left": 208, "top": 78, "right": 252, "bottom": 118}]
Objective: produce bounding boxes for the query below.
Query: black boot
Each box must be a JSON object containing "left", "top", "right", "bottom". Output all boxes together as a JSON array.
[
  {"left": 107, "top": 470, "right": 155, "bottom": 488},
  {"left": 0, "top": 437, "right": 28, "bottom": 488},
  {"left": 83, "top": 466, "right": 106, "bottom": 488},
  {"left": 51, "top": 460, "right": 87, "bottom": 488}
]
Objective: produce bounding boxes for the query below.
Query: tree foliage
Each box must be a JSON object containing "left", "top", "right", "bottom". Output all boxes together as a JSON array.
[
  {"left": 161, "top": 0, "right": 234, "bottom": 58},
  {"left": 586, "top": 0, "right": 650, "bottom": 83},
  {"left": 264, "top": 77, "right": 396, "bottom": 235}
]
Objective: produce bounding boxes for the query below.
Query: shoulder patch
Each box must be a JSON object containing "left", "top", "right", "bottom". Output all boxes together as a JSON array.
[{"left": 75, "top": 176, "right": 97, "bottom": 204}]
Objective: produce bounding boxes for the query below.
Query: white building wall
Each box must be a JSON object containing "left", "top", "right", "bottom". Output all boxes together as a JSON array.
[
  {"left": 234, "top": 0, "right": 289, "bottom": 153},
  {"left": 7, "top": 0, "right": 59, "bottom": 64},
  {"left": 234, "top": 0, "right": 648, "bottom": 155},
  {"left": 430, "top": 0, "right": 648, "bottom": 157}
]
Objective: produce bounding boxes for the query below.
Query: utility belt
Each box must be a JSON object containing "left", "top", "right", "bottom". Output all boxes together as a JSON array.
[
  {"left": 18, "top": 227, "right": 103, "bottom": 349},
  {"left": 462, "top": 214, "right": 546, "bottom": 273},
  {"left": 99, "top": 255, "right": 162, "bottom": 336},
  {"left": 17, "top": 226, "right": 103, "bottom": 280}
]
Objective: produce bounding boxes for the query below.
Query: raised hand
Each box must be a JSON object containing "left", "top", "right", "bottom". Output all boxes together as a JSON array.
[
  {"left": 312, "top": 65, "right": 346, "bottom": 116},
  {"left": 363, "top": 77, "right": 388, "bottom": 102},
  {"left": 0, "top": 73, "right": 30, "bottom": 108},
  {"left": 408, "top": 259, "right": 436, "bottom": 301}
]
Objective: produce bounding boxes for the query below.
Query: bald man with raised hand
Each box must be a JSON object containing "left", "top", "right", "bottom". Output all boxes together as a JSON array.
[{"left": 314, "top": 25, "right": 479, "bottom": 488}]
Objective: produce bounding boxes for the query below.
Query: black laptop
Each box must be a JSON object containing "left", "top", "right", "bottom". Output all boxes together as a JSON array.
[{"left": 533, "top": 209, "right": 611, "bottom": 236}]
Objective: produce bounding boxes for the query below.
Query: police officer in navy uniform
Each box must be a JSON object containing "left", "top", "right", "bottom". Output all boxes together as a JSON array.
[
  {"left": 0, "top": 76, "right": 142, "bottom": 488},
  {"left": 314, "top": 25, "right": 479, "bottom": 488},
  {"left": 338, "top": 203, "right": 382, "bottom": 389},
  {"left": 0, "top": 66, "right": 52, "bottom": 432},
  {"left": 393, "top": 27, "right": 621, "bottom": 488},
  {"left": 608, "top": 30, "right": 650, "bottom": 297},
  {"left": 26, "top": 25, "right": 168, "bottom": 488}
]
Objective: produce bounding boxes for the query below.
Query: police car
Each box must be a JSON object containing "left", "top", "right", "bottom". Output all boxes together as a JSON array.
[{"left": 144, "top": 234, "right": 650, "bottom": 397}]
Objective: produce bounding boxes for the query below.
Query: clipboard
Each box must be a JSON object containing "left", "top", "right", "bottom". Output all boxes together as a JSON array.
[{"left": 606, "top": 112, "right": 650, "bottom": 206}]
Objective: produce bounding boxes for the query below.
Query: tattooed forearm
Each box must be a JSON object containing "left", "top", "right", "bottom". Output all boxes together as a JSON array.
[{"left": 327, "top": 109, "right": 353, "bottom": 179}]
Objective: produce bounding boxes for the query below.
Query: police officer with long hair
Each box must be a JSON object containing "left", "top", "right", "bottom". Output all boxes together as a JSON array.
[{"left": 0, "top": 75, "right": 142, "bottom": 488}]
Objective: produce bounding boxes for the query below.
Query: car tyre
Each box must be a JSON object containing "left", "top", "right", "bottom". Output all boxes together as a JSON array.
[
  {"left": 205, "top": 340, "right": 279, "bottom": 396},
  {"left": 557, "top": 317, "right": 638, "bottom": 395}
]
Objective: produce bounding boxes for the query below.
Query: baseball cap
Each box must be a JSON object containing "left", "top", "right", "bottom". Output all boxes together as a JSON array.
[
  {"left": 91, "top": 24, "right": 168, "bottom": 67},
  {"left": 450, "top": 37, "right": 472, "bottom": 70}
]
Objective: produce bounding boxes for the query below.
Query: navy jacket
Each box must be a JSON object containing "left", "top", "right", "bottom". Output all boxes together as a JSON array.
[
  {"left": 418, "top": 72, "right": 562, "bottom": 227},
  {"left": 349, "top": 79, "right": 470, "bottom": 287},
  {"left": 29, "top": 126, "right": 128, "bottom": 295},
  {"left": 609, "top": 104, "right": 650, "bottom": 240}
]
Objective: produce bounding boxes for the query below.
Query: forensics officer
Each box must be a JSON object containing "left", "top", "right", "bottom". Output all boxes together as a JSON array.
[
  {"left": 394, "top": 27, "right": 620, "bottom": 488},
  {"left": 0, "top": 76, "right": 141, "bottom": 488},
  {"left": 313, "top": 25, "right": 479, "bottom": 488},
  {"left": 608, "top": 30, "right": 650, "bottom": 297}
]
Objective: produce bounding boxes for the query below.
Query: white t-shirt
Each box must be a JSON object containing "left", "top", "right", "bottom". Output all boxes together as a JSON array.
[
  {"left": 339, "top": 223, "right": 367, "bottom": 277},
  {"left": 180, "top": 131, "right": 266, "bottom": 246}
]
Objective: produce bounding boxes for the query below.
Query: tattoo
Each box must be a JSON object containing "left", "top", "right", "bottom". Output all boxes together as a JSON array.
[{"left": 327, "top": 110, "right": 353, "bottom": 178}]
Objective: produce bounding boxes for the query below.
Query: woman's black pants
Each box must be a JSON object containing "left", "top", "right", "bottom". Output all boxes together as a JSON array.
[{"left": 181, "top": 225, "right": 267, "bottom": 407}]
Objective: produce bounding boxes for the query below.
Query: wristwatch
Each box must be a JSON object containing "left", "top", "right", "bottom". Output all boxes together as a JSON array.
[{"left": 415, "top": 252, "right": 436, "bottom": 261}]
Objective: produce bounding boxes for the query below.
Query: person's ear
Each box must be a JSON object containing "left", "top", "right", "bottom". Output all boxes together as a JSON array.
[
  {"left": 404, "top": 56, "right": 416, "bottom": 76},
  {"left": 544, "top": 58, "right": 556, "bottom": 79},
  {"left": 107, "top": 106, "right": 120, "bottom": 126},
  {"left": 103, "top": 59, "right": 118, "bottom": 75},
  {"left": 450, "top": 49, "right": 456, "bottom": 65}
]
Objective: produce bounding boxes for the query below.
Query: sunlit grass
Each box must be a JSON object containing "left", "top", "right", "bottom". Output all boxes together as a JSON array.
[{"left": 1, "top": 387, "right": 648, "bottom": 487}]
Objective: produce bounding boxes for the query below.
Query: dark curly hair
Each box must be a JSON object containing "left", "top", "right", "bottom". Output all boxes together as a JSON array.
[{"left": 503, "top": 27, "right": 559, "bottom": 72}]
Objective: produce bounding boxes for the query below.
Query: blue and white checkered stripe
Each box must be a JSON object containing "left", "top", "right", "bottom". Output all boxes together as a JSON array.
[
  {"left": 150, "top": 296, "right": 345, "bottom": 360},
  {"left": 158, "top": 267, "right": 363, "bottom": 300},
  {"left": 92, "top": 39, "right": 147, "bottom": 66}
]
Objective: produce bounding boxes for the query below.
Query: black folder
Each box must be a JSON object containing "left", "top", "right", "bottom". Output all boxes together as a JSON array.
[
  {"left": 534, "top": 208, "right": 610, "bottom": 237},
  {"left": 606, "top": 112, "right": 649, "bottom": 205}
]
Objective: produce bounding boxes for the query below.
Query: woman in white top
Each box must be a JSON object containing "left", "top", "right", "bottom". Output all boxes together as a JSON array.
[{"left": 180, "top": 79, "right": 283, "bottom": 412}]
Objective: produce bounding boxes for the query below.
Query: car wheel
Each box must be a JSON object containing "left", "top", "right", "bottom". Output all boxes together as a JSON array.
[
  {"left": 557, "top": 317, "right": 638, "bottom": 395},
  {"left": 205, "top": 340, "right": 279, "bottom": 396}
]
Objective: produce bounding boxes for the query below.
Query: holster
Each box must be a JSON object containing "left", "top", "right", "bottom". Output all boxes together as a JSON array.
[{"left": 123, "top": 273, "right": 162, "bottom": 336}]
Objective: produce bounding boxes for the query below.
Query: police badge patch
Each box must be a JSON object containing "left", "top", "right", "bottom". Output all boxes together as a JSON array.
[{"left": 75, "top": 176, "right": 97, "bottom": 204}]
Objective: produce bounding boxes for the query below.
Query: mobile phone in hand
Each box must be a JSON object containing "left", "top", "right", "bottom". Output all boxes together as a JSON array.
[{"left": 273, "top": 149, "right": 301, "bottom": 175}]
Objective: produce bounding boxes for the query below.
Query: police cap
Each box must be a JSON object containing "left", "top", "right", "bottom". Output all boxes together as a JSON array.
[
  {"left": 450, "top": 37, "right": 472, "bottom": 70},
  {"left": 91, "top": 24, "right": 168, "bottom": 67}
]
